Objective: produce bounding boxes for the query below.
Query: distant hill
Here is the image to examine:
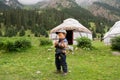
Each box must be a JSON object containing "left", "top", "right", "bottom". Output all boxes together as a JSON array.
[
  {"left": 23, "top": 0, "right": 78, "bottom": 9},
  {"left": 0, "top": 0, "right": 119, "bottom": 38},
  {"left": 0, "top": 0, "right": 23, "bottom": 9},
  {"left": 0, "top": 0, "right": 120, "bottom": 21},
  {"left": 31, "top": 0, "right": 120, "bottom": 21},
  {"left": 77, "top": 0, "right": 120, "bottom": 21}
]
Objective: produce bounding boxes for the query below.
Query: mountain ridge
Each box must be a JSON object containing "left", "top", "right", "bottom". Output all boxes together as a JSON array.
[
  {"left": 0, "top": 0, "right": 116, "bottom": 38},
  {"left": 0, "top": 0, "right": 120, "bottom": 21}
]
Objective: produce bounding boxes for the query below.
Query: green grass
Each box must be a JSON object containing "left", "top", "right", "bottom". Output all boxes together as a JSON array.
[{"left": 0, "top": 38, "right": 120, "bottom": 80}]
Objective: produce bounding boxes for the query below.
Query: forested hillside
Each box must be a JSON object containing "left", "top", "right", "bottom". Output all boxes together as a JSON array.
[{"left": 0, "top": 6, "right": 114, "bottom": 38}]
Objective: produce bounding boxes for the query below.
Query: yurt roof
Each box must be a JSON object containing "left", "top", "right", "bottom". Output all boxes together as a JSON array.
[
  {"left": 50, "top": 18, "right": 92, "bottom": 34},
  {"left": 104, "top": 21, "right": 120, "bottom": 39}
]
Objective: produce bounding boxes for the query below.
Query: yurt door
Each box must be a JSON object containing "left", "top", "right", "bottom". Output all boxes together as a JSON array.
[{"left": 66, "top": 30, "right": 73, "bottom": 45}]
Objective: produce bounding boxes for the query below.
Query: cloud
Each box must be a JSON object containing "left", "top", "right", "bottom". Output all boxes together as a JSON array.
[{"left": 18, "top": 0, "right": 46, "bottom": 5}]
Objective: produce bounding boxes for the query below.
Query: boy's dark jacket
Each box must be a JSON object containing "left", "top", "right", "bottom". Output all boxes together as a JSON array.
[{"left": 55, "top": 38, "right": 68, "bottom": 54}]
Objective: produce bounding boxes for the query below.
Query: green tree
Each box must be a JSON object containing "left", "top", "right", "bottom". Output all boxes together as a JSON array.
[
  {"left": 4, "top": 26, "right": 17, "bottom": 37},
  {"left": 19, "top": 29, "right": 25, "bottom": 36},
  {"left": 40, "top": 26, "right": 48, "bottom": 37},
  {"left": 0, "top": 30, "right": 2, "bottom": 36}
]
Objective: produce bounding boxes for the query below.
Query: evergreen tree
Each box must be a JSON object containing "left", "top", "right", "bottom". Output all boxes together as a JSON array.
[
  {"left": 0, "top": 8, "right": 114, "bottom": 38},
  {"left": 19, "top": 29, "right": 25, "bottom": 36},
  {"left": 4, "top": 26, "right": 17, "bottom": 37},
  {"left": 40, "top": 26, "right": 48, "bottom": 37},
  {"left": 0, "top": 30, "right": 2, "bottom": 37}
]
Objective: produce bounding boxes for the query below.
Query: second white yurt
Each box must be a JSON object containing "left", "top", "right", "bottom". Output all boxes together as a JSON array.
[{"left": 104, "top": 21, "right": 120, "bottom": 45}]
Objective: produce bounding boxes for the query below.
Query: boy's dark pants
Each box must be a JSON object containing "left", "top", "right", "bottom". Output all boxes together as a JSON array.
[{"left": 55, "top": 53, "right": 67, "bottom": 73}]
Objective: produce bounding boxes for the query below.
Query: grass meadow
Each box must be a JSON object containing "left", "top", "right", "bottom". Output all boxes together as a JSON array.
[{"left": 0, "top": 37, "right": 120, "bottom": 80}]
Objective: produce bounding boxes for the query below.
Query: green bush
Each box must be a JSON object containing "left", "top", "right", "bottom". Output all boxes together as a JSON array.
[
  {"left": 111, "top": 36, "right": 120, "bottom": 51},
  {"left": 0, "top": 38, "right": 31, "bottom": 52},
  {"left": 5, "top": 41, "right": 16, "bottom": 51},
  {"left": 14, "top": 39, "right": 31, "bottom": 50},
  {"left": 0, "top": 41, "right": 4, "bottom": 50},
  {"left": 76, "top": 37, "right": 92, "bottom": 50},
  {"left": 40, "top": 38, "right": 52, "bottom": 46}
]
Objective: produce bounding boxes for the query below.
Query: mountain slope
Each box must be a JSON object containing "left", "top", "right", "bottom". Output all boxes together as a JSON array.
[
  {"left": 75, "top": 0, "right": 98, "bottom": 7},
  {"left": 43, "top": 0, "right": 77, "bottom": 8},
  {"left": 0, "top": 1, "right": 11, "bottom": 10},
  {"left": 1, "top": 0, "right": 120, "bottom": 22},
  {"left": 0, "top": 0, "right": 115, "bottom": 38},
  {"left": 34, "top": 0, "right": 120, "bottom": 21},
  {"left": 23, "top": 0, "right": 78, "bottom": 9},
  {"left": 76, "top": 0, "right": 120, "bottom": 21},
  {"left": 1, "top": 0, "right": 23, "bottom": 9},
  {"left": 89, "top": 1, "right": 120, "bottom": 21}
]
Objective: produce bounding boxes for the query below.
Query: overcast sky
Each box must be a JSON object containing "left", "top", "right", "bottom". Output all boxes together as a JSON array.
[{"left": 18, "top": 0, "right": 45, "bottom": 5}]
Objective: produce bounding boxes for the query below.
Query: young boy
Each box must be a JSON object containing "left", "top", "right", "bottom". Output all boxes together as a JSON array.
[{"left": 54, "top": 30, "right": 68, "bottom": 75}]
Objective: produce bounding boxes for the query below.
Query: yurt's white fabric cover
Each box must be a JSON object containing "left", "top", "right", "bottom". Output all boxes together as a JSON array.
[
  {"left": 50, "top": 18, "right": 92, "bottom": 45},
  {"left": 104, "top": 21, "right": 120, "bottom": 45}
]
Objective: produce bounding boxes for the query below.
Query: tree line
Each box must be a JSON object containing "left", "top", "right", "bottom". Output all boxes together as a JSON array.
[{"left": 0, "top": 6, "right": 114, "bottom": 38}]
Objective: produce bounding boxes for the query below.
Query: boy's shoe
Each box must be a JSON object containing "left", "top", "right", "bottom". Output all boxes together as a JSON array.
[
  {"left": 54, "top": 70, "right": 61, "bottom": 74},
  {"left": 63, "top": 72, "right": 67, "bottom": 76}
]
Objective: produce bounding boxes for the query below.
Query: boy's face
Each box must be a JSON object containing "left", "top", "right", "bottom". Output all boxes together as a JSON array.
[{"left": 58, "top": 32, "right": 66, "bottom": 39}]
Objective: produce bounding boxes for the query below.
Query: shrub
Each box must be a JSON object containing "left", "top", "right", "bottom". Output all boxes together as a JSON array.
[
  {"left": 0, "top": 41, "right": 4, "bottom": 50},
  {"left": 76, "top": 37, "right": 92, "bottom": 50},
  {"left": 5, "top": 41, "right": 16, "bottom": 51},
  {"left": 40, "top": 38, "right": 52, "bottom": 46},
  {"left": 0, "top": 38, "right": 31, "bottom": 52},
  {"left": 14, "top": 39, "right": 31, "bottom": 50},
  {"left": 111, "top": 36, "right": 120, "bottom": 51}
]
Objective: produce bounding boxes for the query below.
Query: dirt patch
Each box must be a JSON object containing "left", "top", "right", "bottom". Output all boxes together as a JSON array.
[{"left": 112, "top": 51, "right": 120, "bottom": 56}]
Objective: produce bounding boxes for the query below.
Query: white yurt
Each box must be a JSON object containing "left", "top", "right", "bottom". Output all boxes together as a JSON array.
[
  {"left": 104, "top": 21, "right": 120, "bottom": 45},
  {"left": 50, "top": 18, "right": 92, "bottom": 45}
]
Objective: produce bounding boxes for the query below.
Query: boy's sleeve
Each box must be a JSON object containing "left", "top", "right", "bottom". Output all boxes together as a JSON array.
[
  {"left": 65, "top": 39, "right": 68, "bottom": 44},
  {"left": 64, "top": 39, "right": 68, "bottom": 48}
]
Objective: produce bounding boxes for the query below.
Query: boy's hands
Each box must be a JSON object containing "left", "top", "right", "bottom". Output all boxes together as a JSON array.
[
  {"left": 54, "top": 41, "right": 65, "bottom": 48},
  {"left": 54, "top": 41, "right": 58, "bottom": 47},
  {"left": 54, "top": 40, "right": 68, "bottom": 48},
  {"left": 60, "top": 42, "right": 65, "bottom": 48}
]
